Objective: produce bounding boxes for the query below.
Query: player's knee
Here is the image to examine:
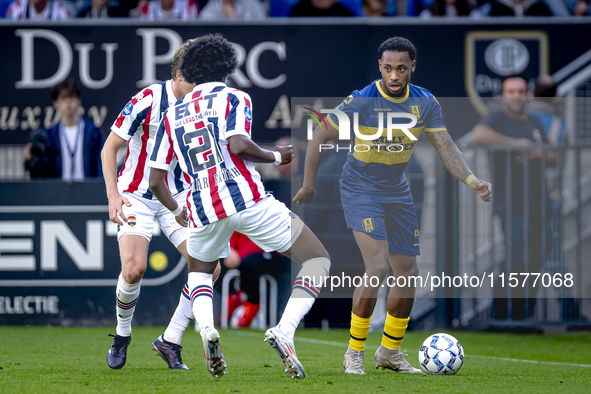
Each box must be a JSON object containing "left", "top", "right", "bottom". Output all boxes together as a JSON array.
[
  {"left": 367, "top": 262, "right": 389, "bottom": 282},
  {"left": 399, "top": 258, "right": 419, "bottom": 277},
  {"left": 122, "top": 261, "right": 146, "bottom": 283}
]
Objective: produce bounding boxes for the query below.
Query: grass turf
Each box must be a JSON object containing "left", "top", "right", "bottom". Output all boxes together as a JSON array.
[{"left": 1, "top": 326, "right": 590, "bottom": 393}]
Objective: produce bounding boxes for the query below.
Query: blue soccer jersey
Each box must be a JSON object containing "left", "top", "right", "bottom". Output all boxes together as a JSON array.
[{"left": 328, "top": 80, "right": 446, "bottom": 203}]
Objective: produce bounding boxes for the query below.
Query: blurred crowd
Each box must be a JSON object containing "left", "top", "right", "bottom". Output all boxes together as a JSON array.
[{"left": 1, "top": 0, "right": 589, "bottom": 19}]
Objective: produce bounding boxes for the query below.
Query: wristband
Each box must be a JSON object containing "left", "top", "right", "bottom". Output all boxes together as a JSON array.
[
  {"left": 273, "top": 151, "right": 282, "bottom": 165},
  {"left": 171, "top": 205, "right": 183, "bottom": 216},
  {"left": 465, "top": 174, "right": 478, "bottom": 186}
]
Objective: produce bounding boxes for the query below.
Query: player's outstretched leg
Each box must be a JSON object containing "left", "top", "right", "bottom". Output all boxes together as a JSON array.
[
  {"left": 264, "top": 225, "right": 331, "bottom": 379},
  {"left": 188, "top": 268, "right": 226, "bottom": 378},
  {"left": 152, "top": 284, "right": 192, "bottom": 370}
]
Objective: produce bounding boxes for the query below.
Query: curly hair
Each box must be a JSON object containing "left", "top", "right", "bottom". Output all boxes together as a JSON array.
[
  {"left": 180, "top": 34, "right": 237, "bottom": 85},
  {"left": 378, "top": 37, "right": 416, "bottom": 61},
  {"left": 171, "top": 38, "right": 197, "bottom": 80}
]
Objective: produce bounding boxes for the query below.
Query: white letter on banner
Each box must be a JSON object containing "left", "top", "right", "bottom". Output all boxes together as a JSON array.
[
  {"left": 136, "top": 29, "right": 182, "bottom": 88},
  {"left": 0, "top": 221, "right": 35, "bottom": 271},
  {"left": 15, "top": 30, "right": 73, "bottom": 89},
  {"left": 246, "top": 42, "right": 287, "bottom": 89},
  {"left": 41, "top": 220, "right": 103, "bottom": 271},
  {"left": 75, "top": 43, "right": 119, "bottom": 89}
]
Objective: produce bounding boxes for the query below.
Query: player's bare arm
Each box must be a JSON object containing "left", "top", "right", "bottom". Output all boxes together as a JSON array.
[
  {"left": 293, "top": 121, "right": 339, "bottom": 205},
  {"left": 101, "top": 132, "right": 131, "bottom": 225},
  {"left": 148, "top": 168, "right": 188, "bottom": 227},
  {"left": 227, "top": 135, "right": 293, "bottom": 164},
  {"left": 425, "top": 129, "right": 492, "bottom": 203}
]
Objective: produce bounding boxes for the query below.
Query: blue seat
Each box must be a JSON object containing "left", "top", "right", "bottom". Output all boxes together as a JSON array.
[
  {"left": 0, "top": 0, "right": 12, "bottom": 18},
  {"left": 270, "top": 0, "right": 363, "bottom": 17}
]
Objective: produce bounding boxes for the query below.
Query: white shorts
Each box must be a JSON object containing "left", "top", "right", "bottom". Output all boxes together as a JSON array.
[
  {"left": 187, "top": 195, "right": 305, "bottom": 262},
  {"left": 117, "top": 191, "right": 189, "bottom": 248}
]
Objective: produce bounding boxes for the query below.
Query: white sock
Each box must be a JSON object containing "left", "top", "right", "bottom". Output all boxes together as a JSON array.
[
  {"left": 187, "top": 272, "right": 215, "bottom": 337},
  {"left": 115, "top": 273, "right": 141, "bottom": 337},
  {"left": 278, "top": 257, "right": 330, "bottom": 339},
  {"left": 163, "top": 283, "right": 194, "bottom": 345}
]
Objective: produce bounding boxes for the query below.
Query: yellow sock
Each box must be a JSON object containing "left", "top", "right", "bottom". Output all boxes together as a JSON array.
[
  {"left": 348, "top": 312, "right": 371, "bottom": 352},
  {"left": 381, "top": 313, "right": 409, "bottom": 350}
]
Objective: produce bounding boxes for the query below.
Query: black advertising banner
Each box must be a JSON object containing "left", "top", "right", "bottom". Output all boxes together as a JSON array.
[
  {"left": 1, "top": 21, "right": 591, "bottom": 145},
  {"left": 0, "top": 181, "right": 190, "bottom": 325}
]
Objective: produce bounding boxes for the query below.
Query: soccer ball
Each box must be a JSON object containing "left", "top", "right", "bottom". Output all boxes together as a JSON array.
[{"left": 418, "top": 333, "right": 464, "bottom": 375}]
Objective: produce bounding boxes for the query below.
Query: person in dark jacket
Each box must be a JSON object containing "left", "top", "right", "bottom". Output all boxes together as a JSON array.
[{"left": 24, "top": 78, "right": 105, "bottom": 180}]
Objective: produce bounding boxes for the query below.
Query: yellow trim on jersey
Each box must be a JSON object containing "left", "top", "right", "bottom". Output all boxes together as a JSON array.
[
  {"left": 424, "top": 127, "right": 447, "bottom": 133},
  {"left": 327, "top": 114, "right": 340, "bottom": 130},
  {"left": 352, "top": 125, "right": 423, "bottom": 165},
  {"left": 375, "top": 81, "right": 409, "bottom": 103}
]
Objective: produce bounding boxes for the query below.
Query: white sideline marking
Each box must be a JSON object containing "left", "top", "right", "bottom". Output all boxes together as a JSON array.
[{"left": 235, "top": 331, "right": 591, "bottom": 368}]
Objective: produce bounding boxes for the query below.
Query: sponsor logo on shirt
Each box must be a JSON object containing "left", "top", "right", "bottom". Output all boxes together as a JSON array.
[{"left": 123, "top": 102, "right": 133, "bottom": 116}]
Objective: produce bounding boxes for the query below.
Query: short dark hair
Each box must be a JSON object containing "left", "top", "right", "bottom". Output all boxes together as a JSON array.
[
  {"left": 180, "top": 34, "right": 237, "bottom": 85},
  {"left": 378, "top": 37, "right": 416, "bottom": 61},
  {"left": 50, "top": 79, "right": 81, "bottom": 101},
  {"left": 534, "top": 76, "right": 557, "bottom": 98},
  {"left": 501, "top": 73, "right": 528, "bottom": 86}
]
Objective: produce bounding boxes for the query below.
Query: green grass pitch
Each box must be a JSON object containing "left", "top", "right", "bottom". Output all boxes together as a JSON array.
[{"left": 1, "top": 326, "right": 590, "bottom": 393}]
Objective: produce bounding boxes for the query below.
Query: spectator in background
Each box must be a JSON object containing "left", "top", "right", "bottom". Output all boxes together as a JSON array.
[
  {"left": 290, "top": 0, "right": 355, "bottom": 16},
  {"left": 24, "top": 79, "right": 105, "bottom": 181},
  {"left": 471, "top": 74, "right": 554, "bottom": 321},
  {"left": 77, "top": 0, "right": 123, "bottom": 17},
  {"left": 526, "top": 75, "right": 566, "bottom": 146},
  {"left": 362, "top": 0, "right": 388, "bottom": 16},
  {"left": 140, "top": 0, "right": 198, "bottom": 20},
  {"left": 572, "top": 0, "right": 589, "bottom": 15},
  {"left": 200, "top": 0, "right": 265, "bottom": 19},
  {"left": 419, "top": 0, "right": 481, "bottom": 17},
  {"left": 7, "top": 0, "right": 70, "bottom": 20},
  {"left": 478, "top": 0, "right": 570, "bottom": 16}
]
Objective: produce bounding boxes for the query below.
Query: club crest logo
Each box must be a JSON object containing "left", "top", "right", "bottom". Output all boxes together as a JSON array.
[
  {"left": 362, "top": 217, "right": 375, "bottom": 233},
  {"left": 409, "top": 105, "right": 421, "bottom": 119},
  {"left": 127, "top": 214, "right": 137, "bottom": 227},
  {"left": 465, "top": 31, "right": 548, "bottom": 115}
]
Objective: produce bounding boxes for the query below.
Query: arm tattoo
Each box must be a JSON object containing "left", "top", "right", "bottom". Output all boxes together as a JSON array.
[{"left": 424, "top": 130, "right": 473, "bottom": 183}]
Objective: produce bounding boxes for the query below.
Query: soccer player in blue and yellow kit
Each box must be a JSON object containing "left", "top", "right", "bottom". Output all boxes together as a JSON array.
[{"left": 294, "top": 37, "right": 492, "bottom": 374}]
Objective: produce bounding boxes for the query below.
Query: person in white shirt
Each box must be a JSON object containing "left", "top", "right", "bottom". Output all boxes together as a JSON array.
[
  {"left": 140, "top": 0, "right": 198, "bottom": 20},
  {"left": 199, "top": 0, "right": 266, "bottom": 19},
  {"left": 24, "top": 79, "right": 104, "bottom": 180},
  {"left": 7, "top": 0, "right": 70, "bottom": 20}
]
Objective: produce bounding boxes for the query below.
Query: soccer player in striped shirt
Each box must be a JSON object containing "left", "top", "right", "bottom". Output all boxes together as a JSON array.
[
  {"left": 102, "top": 38, "right": 220, "bottom": 370},
  {"left": 148, "top": 34, "right": 331, "bottom": 379}
]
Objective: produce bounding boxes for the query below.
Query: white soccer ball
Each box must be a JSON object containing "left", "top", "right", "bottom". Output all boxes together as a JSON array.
[{"left": 418, "top": 333, "right": 464, "bottom": 375}]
